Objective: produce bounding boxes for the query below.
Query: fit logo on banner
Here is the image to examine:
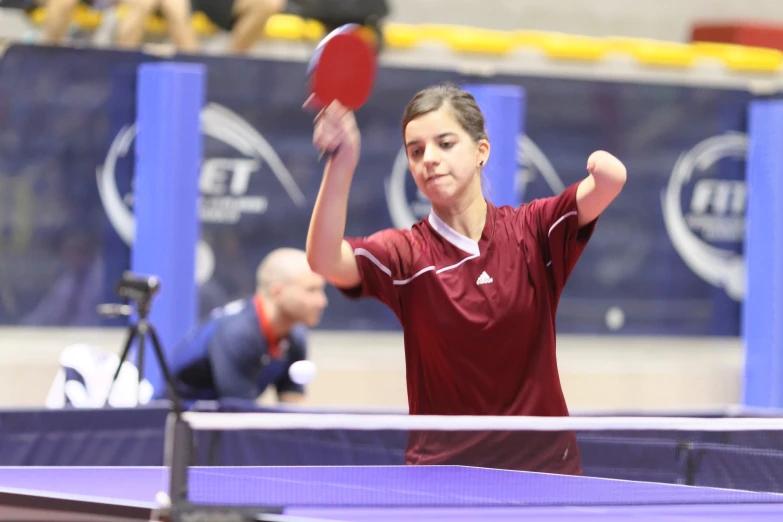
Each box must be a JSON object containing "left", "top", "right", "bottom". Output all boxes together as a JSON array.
[{"left": 661, "top": 132, "right": 747, "bottom": 301}]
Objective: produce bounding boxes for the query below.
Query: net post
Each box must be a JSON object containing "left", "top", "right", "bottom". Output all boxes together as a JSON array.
[
  {"left": 165, "top": 411, "right": 193, "bottom": 517},
  {"left": 164, "top": 411, "right": 285, "bottom": 522}
]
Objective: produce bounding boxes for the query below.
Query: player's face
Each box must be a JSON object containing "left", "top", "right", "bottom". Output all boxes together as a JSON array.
[
  {"left": 279, "top": 270, "right": 328, "bottom": 327},
  {"left": 404, "top": 106, "right": 486, "bottom": 207}
]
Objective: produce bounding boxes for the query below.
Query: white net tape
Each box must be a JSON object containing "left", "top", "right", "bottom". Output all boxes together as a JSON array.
[{"left": 181, "top": 412, "right": 783, "bottom": 432}]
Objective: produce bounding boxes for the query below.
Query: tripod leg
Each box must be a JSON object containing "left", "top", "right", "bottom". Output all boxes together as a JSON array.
[
  {"left": 147, "top": 325, "right": 183, "bottom": 412},
  {"left": 136, "top": 326, "right": 146, "bottom": 405},
  {"left": 105, "top": 324, "right": 138, "bottom": 407}
]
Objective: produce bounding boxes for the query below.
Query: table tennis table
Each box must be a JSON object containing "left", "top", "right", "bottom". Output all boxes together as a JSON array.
[{"left": 0, "top": 465, "right": 781, "bottom": 521}]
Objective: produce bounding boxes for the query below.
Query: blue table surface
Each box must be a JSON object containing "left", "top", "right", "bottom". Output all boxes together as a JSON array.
[{"left": 1, "top": 466, "right": 782, "bottom": 521}]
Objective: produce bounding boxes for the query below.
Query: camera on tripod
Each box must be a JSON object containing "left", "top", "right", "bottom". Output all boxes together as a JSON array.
[
  {"left": 97, "top": 272, "right": 161, "bottom": 320},
  {"left": 97, "top": 271, "right": 181, "bottom": 411},
  {"left": 117, "top": 272, "right": 161, "bottom": 304}
]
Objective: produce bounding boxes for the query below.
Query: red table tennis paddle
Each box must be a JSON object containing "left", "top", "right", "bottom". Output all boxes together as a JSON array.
[{"left": 307, "top": 24, "right": 378, "bottom": 111}]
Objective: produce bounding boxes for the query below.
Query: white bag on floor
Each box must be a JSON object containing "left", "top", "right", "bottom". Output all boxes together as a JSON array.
[{"left": 45, "top": 344, "right": 153, "bottom": 408}]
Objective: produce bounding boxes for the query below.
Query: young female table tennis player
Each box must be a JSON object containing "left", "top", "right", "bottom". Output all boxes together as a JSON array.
[{"left": 305, "top": 84, "right": 626, "bottom": 474}]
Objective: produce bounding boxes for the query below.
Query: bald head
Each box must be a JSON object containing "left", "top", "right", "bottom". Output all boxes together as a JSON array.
[
  {"left": 256, "top": 248, "right": 312, "bottom": 296},
  {"left": 256, "top": 248, "right": 328, "bottom": 328}
]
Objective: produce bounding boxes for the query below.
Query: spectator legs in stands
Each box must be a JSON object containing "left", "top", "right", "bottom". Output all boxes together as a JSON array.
[
  {"left": 229, "top": 0, "right": 286, "bottom": 54},
  {"left": 115, "top": 0, "right": 199, "bottom": 51},
  {"left": 40, "top": 0, "right": 80, "bottom": 44}
]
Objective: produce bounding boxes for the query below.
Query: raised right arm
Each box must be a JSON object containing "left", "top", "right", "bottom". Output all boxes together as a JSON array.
[{"left": 305, "top": 101, "right": 362, "bottom": 289}]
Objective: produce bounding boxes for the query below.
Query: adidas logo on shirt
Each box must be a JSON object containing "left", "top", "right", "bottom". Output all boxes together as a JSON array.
[{"left": 476, "top": 271, "right": 494, "bottom": 285}]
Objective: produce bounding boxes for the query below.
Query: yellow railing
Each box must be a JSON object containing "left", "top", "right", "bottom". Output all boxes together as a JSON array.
[{"left": 24, "top": 5, "right": 783, "bottom": 73}]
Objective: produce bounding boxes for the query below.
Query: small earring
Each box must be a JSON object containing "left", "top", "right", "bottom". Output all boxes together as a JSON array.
[{"left": 479, "top": 161, "right": 484, "bottom": 166}]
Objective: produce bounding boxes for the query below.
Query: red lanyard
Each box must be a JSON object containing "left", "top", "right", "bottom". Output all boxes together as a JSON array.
[{"left": 253, "top": 294, "right": 280, "bottom": 359}]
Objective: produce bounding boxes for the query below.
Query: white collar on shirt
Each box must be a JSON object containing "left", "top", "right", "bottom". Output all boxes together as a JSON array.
[{"left": 427, "top": 211, "right": 481, "bottom": 256}]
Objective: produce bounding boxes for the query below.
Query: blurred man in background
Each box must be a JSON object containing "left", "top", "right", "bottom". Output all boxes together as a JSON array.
[{"left": 155, "top": 247, "right": 327, "bottom": 405}]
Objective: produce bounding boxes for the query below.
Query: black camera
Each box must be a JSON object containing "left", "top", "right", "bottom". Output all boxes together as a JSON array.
[{"left": 116, "top": 271, "right": 160, "bottom": 303}]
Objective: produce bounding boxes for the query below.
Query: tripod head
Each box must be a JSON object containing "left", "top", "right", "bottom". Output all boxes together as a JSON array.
[{"left": 116, "top": 272, "right": 160, "bottom": 319}]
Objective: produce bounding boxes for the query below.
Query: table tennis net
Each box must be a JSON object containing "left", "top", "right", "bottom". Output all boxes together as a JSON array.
[{"left": 166, "top": 412, "right": 783, "bottom": 510}]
